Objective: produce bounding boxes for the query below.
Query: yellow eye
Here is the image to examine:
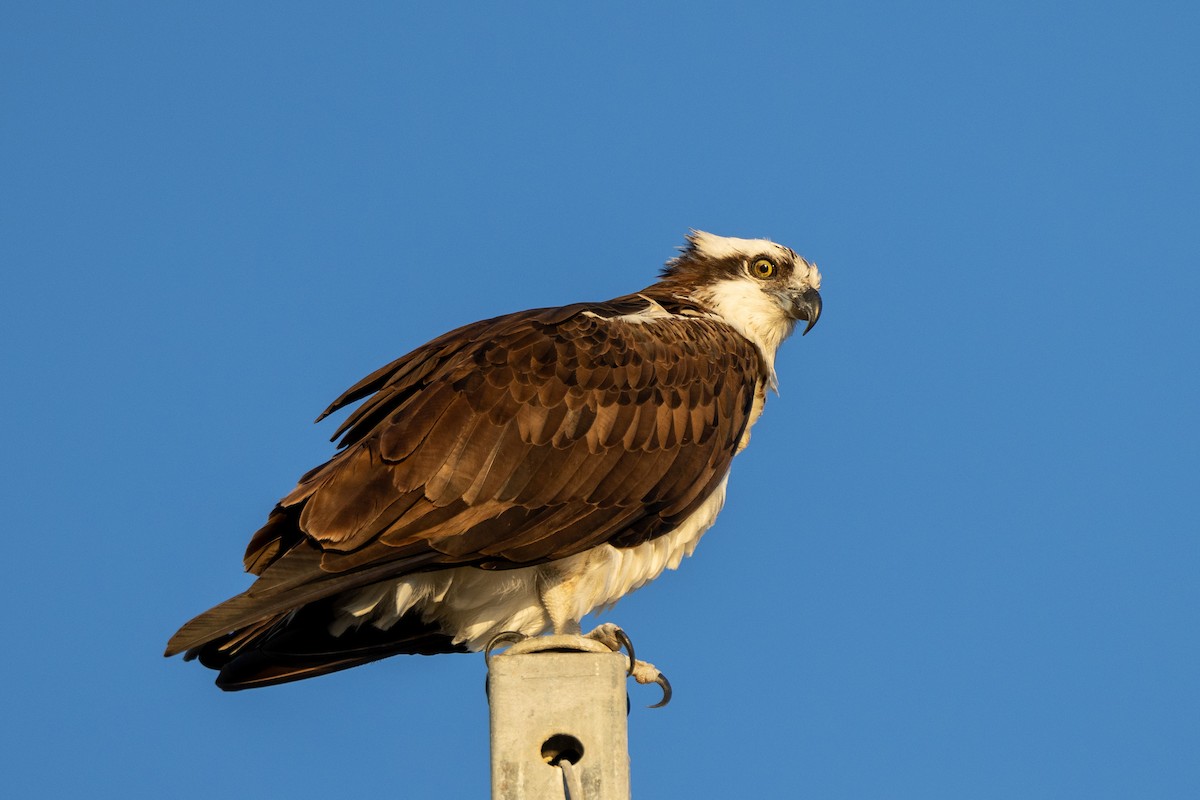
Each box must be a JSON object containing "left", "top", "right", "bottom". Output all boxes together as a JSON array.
[{"left": 751, "top": 258, "right": 776, "bottom": 279}]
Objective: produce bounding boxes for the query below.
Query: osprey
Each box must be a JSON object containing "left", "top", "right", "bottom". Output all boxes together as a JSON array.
[{"left": 166, "top": 231, "right": 822, "bottom": 693}]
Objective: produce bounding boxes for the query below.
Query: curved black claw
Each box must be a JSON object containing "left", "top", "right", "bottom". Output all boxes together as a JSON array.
[
  {"left": 611, "top": 627, "right": 636, "bottom": 676},
  {"left": 606, "top": 627, "right": 670, "bottom": 708},
  {"left": 647, "top": 672, "right": 672, "bottom": 709},
  {"left": 484, "top": 630, "right": 529, "bottom": 665}
]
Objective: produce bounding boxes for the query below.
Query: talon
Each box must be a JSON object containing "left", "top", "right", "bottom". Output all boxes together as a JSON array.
[
  {"left": 648, "top": 673, "right": 672, "bottom": 709},
  {"left": 612, "top": 628, "right": 636, "bottom": 676},
  {"left": 484, "top": 630, "right": 528, "bottom": 665},
  {"left": 583, "top": 624, "right": 672, "bottom": 707},
  {"left": 629, "top": 658, "right": 671, "bottom": 708}
]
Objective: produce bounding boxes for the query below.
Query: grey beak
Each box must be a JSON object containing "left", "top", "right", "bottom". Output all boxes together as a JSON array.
[{"left": 793, "top": 287, "right": 822, "bottom": 335}]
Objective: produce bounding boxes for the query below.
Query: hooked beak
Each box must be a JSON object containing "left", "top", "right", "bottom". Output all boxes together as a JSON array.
[{"left": 791, "top": 287, "right": 822, "bottom": 335}]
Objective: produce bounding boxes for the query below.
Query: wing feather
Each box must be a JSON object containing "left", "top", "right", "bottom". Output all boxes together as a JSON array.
[{"left": 175, "top": 294, "right": 767, "bottom": 662}]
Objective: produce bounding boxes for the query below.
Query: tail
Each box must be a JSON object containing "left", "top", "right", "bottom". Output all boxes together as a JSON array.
[
  {"left": 165, "top": 544, "right": 462, "bottom": 689},
  {"left": 169, "top": 596, "right": 467, "bottom": 690}
]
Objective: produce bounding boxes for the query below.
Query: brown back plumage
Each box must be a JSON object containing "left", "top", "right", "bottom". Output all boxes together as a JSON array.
[{"left": 166, "top": 288, "right": 767, "bottom": 687}]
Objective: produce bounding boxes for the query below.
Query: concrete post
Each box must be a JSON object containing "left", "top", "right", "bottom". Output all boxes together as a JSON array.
[{"left": 488, "top": 635, "right": 630, "bottom": 800}]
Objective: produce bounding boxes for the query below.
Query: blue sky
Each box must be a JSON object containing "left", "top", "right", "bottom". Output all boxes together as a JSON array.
[{"left": 3, "top": 2, "right": 1197, "bottom": 797}]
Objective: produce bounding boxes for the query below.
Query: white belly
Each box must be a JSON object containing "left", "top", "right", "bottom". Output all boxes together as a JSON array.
[{"left": 331, "top": 472, "right": 731, "bottom": 650}]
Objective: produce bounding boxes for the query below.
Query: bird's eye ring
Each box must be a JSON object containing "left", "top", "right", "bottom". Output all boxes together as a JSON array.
[{"left": 751, "top": 258, "right": 776, "bottom": 279}]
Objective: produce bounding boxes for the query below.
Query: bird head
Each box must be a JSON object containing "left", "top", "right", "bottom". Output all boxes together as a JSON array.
[{"left": 660, "top": 230, "right": 822, "bottom": 364}]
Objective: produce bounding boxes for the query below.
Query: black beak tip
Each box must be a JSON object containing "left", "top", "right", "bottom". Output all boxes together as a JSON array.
[{"left": 799, "top": 289, "right": 822, "bottom": 336}]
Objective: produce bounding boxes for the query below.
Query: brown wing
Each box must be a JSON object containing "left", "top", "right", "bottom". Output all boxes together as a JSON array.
[{"left": 166, "top": 294, "right": 763, "bottom": 656}]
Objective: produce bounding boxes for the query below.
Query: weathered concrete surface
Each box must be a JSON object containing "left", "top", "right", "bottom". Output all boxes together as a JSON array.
[{"left": 489, "top": 636, "right": 630, "bottom": 800}]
